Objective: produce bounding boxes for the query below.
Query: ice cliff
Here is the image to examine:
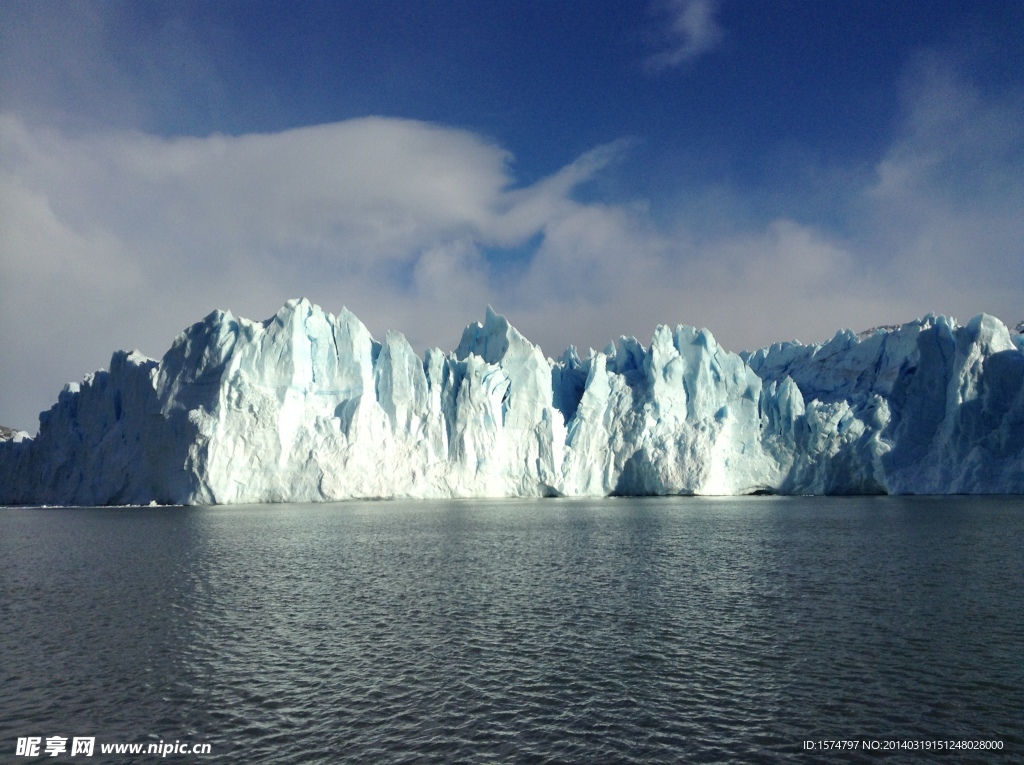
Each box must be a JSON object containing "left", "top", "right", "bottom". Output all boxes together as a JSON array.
[{"left": 1, "top": 299, "right": 1022, "bottom": 505}]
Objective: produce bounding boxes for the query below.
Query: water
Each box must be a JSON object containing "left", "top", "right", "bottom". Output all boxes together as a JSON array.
[{"left": 1, "top": 496, "right": 1021, "bottom": 763}]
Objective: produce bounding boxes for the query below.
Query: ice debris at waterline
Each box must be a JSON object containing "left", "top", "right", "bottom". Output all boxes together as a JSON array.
[{"left": 2, "top": 299, "right": 1023, "bottom": 505}]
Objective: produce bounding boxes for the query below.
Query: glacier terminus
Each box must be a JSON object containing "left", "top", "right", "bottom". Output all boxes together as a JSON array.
[{"left": 1, "top": 299, "right": 1023, "bottom": 505}]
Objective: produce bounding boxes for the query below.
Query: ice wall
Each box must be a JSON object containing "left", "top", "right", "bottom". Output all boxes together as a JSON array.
[{"left": 2, "top": 300, "right": 1022, "bottom": 505}]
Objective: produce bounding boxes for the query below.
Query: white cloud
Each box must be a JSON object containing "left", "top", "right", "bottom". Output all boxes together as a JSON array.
[
  {"left": 646, "top": 0, "right": 725, "bottom": 70},
  {"left": 2, "top": 60, "right": 1023, "bottom": 432},
  {"left": 857, "top": 57, "right": 1024, "bottom": 322},
  {"left": 0, "top": 114, "right": 612, "bottom": 429}
]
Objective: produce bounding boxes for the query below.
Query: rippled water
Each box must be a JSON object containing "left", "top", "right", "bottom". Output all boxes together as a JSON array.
[{"left": 1, "top": 496, "right": 1022, "bottom": 763}]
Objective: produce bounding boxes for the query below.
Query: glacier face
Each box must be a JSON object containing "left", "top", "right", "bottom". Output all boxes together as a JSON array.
[{"left": 1, "top": 299, "right": 1023, "bottom": 505}]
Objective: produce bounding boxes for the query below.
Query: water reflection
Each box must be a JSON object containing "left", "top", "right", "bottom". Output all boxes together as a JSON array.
[{"left": 1, "top": 497, "right": 1021, "bottom": 763}]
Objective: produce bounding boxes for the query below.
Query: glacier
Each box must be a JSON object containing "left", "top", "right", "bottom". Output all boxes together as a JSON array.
[{"left": 1, "top": 299, "right": 1022, "bottom": 505}]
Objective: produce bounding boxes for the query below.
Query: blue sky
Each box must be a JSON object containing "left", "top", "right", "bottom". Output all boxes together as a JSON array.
[{"left": 1, "top": 0, "right": 1023, "bottom": 431}]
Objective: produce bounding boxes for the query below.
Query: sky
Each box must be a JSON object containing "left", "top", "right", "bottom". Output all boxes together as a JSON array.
[{"left": 1, "top": 0, "right": 1023, "bottom": 432}]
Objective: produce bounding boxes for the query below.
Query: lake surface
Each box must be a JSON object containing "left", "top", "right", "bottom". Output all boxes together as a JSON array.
[{"left": 1, "top": 496, "right": 1021, "bottom": 763}]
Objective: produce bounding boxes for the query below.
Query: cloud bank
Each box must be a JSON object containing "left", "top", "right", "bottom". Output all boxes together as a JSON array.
[{"left": 1, "top": 61, "right": 1022, "bottom": 430}]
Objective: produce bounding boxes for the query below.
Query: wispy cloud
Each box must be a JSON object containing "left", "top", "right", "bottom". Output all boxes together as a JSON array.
[
  {"left": 646, "top": 0, "right": 725, "bottom": 70},
  {"left": 858, "top": 54, "right": 1024, "bottom": 318}
]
